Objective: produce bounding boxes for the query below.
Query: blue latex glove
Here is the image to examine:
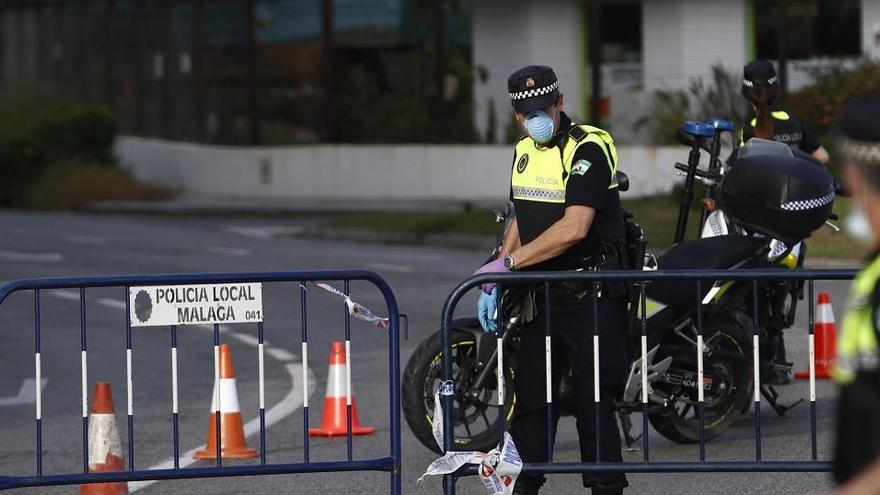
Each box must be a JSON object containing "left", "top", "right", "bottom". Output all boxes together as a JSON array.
[
  {"left": 474, "top": 258, "right": 508, "bottom": 294},
  {"left": 477, "top": 287, "right": 499, "bottom": 333}
]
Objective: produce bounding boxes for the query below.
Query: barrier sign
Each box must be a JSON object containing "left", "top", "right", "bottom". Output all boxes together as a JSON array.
[{"left": 129, "top": 283, "right": 263, "bottom": 327}]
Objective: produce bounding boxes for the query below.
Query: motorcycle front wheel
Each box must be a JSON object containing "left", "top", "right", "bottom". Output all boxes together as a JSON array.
[
  {"left": 402, "top": 328, "right": 516, "bottom": 454},
  {"left": 648, "top": 316, "right": 753, "bottom": 443}
]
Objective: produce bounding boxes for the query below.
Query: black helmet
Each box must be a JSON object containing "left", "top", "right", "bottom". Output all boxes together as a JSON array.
[
  {"left": 837, "top": 94, "right": 880, "bottom": 168},
  {"left": 743, "top": 59, "right": 778, "bottom": 87}
]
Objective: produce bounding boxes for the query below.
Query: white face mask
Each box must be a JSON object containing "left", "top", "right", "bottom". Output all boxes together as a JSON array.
[{"left": 845, "top": 204, "right": 873, "bottom": 242}]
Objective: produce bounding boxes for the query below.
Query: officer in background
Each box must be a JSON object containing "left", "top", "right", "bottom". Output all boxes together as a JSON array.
[
  {"left": 738, "top": 59, "right": 830, "bottom": 386},
  {"left": 832, "top": 94, "right": 880, "bottom": 494},
  {"left": 740, "top": 59, "right": 830, "bottom": 164},
  {"left": 474, "top": 65, "right": 629, "bottom": 495}
]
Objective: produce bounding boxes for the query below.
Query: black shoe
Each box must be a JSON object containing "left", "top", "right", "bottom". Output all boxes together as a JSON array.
[
  {"left": 591, "top": 481, "right": 628, "bottom": 495},
  {"left": 512, "top": 482, "right": 540, "bottom": 495}
]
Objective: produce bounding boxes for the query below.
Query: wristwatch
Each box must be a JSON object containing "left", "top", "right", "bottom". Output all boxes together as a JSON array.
[{"left": 503, "top": 254, "right": 516, "bottom": 270}]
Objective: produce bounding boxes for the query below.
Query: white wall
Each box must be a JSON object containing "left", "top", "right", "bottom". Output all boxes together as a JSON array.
[
  {"left": 472, "top": 0, "right": 584, "bottom": 144},
  {"left": 643, "top": 0, "right": 747, "bottom": 92},
  {"left": 117, "top": 137, "right": 692, "bottom": 203}
]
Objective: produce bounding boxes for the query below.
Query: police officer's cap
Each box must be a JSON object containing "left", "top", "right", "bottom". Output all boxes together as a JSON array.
[
  {"left": 837, "top": 93, "right": 880, "bottom": 166},
  {"left": 743, "top": 60, "right": 778, "bottom": 87},
  {"left": 508, "top": 65, "right": 560, "bottom": 114}
]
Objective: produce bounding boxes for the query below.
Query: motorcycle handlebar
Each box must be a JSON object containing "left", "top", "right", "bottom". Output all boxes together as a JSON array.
[{"left": 674, "top": 162, "right": 721, "bottom": 181}]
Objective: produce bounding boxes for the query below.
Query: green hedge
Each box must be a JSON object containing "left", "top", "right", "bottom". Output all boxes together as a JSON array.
[
  {"left": 786, "top": 61, "right": 880, "bottom": 147},
  {"left": 0, "top": 104, "right": 116, "bottom": 206}
]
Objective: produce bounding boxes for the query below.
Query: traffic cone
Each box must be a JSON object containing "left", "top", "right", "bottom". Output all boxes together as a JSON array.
[
  {"left": 80, "top": 382, "right": 128, "bottom": 495},
  {"left": 194, "top": 344, "right": 257, "bottom": 459},
  {"left": 309, "top": 341, "right": 375, "bottom": 437},
  {"left": 796, "top": 292, "right": 837, "bottom": 380}
]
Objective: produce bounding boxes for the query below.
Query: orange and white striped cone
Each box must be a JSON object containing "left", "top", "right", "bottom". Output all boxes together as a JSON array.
[
  {"left": 309, "top": 341, "right": 375, "bottom": 437},
  {"left": 796, "top": 292, "right": 837, "bottom": 380},
  {"left": 195, "top": 344, "right": 257, "bottom": 459},
  {"left": 81, "top": 382, "right": 128, "bottom": 495}
]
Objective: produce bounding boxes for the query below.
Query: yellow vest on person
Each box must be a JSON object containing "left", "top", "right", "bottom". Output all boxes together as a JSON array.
[
  {"left": 835, "top": 254, "right": 880, "bottom": 384},
  {"left": 511, "top": 125, "right": 618, "bottom": 204}
]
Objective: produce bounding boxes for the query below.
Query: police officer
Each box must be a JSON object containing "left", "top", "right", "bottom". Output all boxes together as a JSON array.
[
  {"left": 740, "top": 59, "right": 830, "bottom": 164},
  {"left": 832, "top": 94, "right": 880, "bottom": 493},
  {"left": 738, "top": 59, "right": 831, "bottom": 385},
  {"left": 474, "top": 65, "right": 629, "bottom": 494}
]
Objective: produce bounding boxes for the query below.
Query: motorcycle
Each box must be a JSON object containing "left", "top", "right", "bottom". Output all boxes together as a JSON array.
[{"left": 402, "top": 126, "right": 838, "bottom": 454}]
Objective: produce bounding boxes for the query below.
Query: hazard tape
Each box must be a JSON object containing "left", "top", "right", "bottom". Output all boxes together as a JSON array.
[
  {"left": 419, "top": 382, "right": 523, "bottom": 495},
  {"left": 311, "top": 282, "right": 390, "bottom": 330}
]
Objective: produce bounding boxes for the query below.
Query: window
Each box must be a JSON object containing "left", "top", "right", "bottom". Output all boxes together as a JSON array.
[
  {"left": 755, "top": 0, "right": 861, "bottom": 60},
  {"left": 600, "top": 1, "right": 642, "bottom": 63}
]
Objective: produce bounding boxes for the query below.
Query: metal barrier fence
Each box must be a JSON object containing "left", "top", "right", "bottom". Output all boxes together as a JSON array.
[
  {"left": 0, "top": 270, "right": 401, "bottom": 493},
  {"left": 439, "top": 268, "right": 858, "bottom": 493}
]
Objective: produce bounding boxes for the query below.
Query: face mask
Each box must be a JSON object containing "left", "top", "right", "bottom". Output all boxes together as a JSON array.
[
  {"left": 845, "top": 204, "right": 873, "bottom": 242},
  {"left": 524, "top": 109, "right": 556, "bottom": 144}
]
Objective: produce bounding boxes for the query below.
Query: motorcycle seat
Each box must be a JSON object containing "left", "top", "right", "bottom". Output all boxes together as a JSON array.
[{"left": 645, "top": 235, "right": 769, "bottom": 309}]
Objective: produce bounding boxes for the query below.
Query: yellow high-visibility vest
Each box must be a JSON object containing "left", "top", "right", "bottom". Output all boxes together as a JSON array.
[
  {"left": 511, "top": 125, "right": 618, "bottom": 204},
  {"left": 835, "top": 254, "right": 880, "bottom": 384}
]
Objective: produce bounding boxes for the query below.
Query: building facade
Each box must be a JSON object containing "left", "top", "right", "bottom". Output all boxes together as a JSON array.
[{"left": 473, "top": 0, "right": 880, "bottom": 144}]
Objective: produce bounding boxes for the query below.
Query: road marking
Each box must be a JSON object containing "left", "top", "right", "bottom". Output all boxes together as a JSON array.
[
  {"left": 128, "top": 329, "right": 314, "bottom": 492},
  {"left": 52, "top": 290, "right": 80, "bottom": 302},
  {"left": 364, "top": 261, "right": 415, "bottom": 274},
  {"left": 97, "top": 297, "right": 126, "bottom": 309},
  {"left": 266, "top": 347, "right": 298, "bottom": 362},
  {"left": 52, "top": 291, "right": 126, "bottom": 310},
  {"left": 206, "top": 246, "right": 250, "bottom": 257},
  {"left": 0, "top": 378, "right": 48, "bottom": 406},
  {"left": 66, "top": 235, "right": 107, "bottom": 245},
  {"left": 0, "top": 249, "right": 62, "bottom": 263},
  {"left": 224, "top": 225, "right": 307, "bottom": 240}
]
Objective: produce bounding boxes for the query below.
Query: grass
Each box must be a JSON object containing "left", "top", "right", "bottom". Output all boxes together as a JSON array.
[
  {"left": 327, "top": 194, "right": 868, "bottom": 260},
  {"left": 27, "top": 161, "right": 173, "bottom": 210}
]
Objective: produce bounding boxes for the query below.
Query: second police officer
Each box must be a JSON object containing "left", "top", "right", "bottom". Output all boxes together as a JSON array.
[{"left": 474, "top": 65, "right": 629, "bottom": 495}]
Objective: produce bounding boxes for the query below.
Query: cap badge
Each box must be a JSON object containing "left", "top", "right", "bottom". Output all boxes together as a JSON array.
[{"left": 525, "top": 77, "right": 535, "bottom": 88}]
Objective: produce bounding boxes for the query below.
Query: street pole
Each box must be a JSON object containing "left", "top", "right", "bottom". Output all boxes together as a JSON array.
[
  {"left": 104, "top": 0, "right": 115, "bottom": 110},
  {"left": 775, "top": 0, "right": 788, "bottom": 99},
  {"left": 161, "top": 0, "right": 173, "bottom": 139},
  {"left": 321, "top": 0, "right": 334, "bottom": 142},
  {"left": 194, "top": 0, "right": 206, "bottom": 142},
  {"left": 433, "top": 0, "right": 446, "bottom": 142},
  {"left": 588, "top": 0, "right": 602, "bottom": 125},
  {"left": 245, "top": 0, "right": 260, "bottom": 145}
]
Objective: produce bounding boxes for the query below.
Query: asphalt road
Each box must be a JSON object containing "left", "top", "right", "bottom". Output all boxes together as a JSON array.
[{"left": 0, "top": 210, "right": 862, "bottom": 495}]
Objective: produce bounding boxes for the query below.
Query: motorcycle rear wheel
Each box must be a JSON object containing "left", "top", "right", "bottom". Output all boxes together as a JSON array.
[
  {"left": 648, "top": 316, "right": 753, "bottom": 443},
  {"left": 402, "top": 328, "right": 515, "bottom": 454}
]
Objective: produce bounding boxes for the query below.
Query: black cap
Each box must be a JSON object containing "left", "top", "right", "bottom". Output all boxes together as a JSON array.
[
  {"left": 508, "top": 65, "right": 560, "bottom": 113},
  {"left": 837, "top": 93, "right": 880, "bottom": 165},
  {"left": 743, "top": 60, "right": 778, "bottom": 87}
]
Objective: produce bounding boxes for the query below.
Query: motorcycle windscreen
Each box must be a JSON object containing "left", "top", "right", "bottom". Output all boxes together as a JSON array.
[
  {"left": 719, "top": 151, "right": 834, "bottom": 244},
  {"left": 645, "top": 236, "right": 768, "bottom": 309}
]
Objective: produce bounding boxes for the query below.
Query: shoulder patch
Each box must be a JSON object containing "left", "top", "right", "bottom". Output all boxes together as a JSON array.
[{"left": 571, "top": 159, "right": 592, "bottom": 176}]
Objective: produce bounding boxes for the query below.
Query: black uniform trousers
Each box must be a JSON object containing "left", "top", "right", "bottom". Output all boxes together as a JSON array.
[{"left": 509, "top": 286, "right": 629, "bottom": 493}]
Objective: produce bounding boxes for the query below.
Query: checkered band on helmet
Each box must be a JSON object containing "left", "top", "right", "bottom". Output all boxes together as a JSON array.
[
  {"left": 840, "top": 136, "right": 880, "bottom": 166},
  {"left": 742, "top": 76, "right": 778, "bottom": 87},
  {"left": 509, "top": 81, "right": 559, "bottom": 101},
  {"left": 780, "top": 191, "right": 835, "bottom": 211}
]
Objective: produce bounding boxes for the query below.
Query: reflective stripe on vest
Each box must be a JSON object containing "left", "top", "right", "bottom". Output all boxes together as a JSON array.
[
  {"left": 835, "top": 255, "right": 880, "bottom": 384},
  {"left": 740, "top": 111, "right": 794, "bottom": 146},
  {"left": 511, "top": 125, "right": 618, "bottom": 204},
  {"left": 748, "top": 111, "right": 791, "bottom": 127}
]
